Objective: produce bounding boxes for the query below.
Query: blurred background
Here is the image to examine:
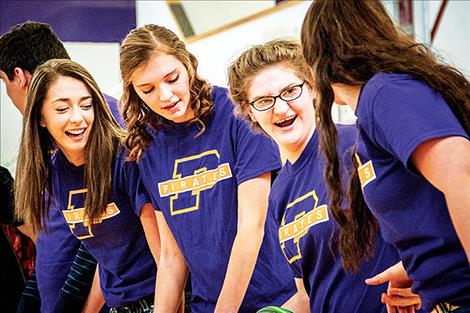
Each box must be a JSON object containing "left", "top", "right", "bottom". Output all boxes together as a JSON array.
[{"left": 1, "top": 0, "right": 469, "bottom": 174}]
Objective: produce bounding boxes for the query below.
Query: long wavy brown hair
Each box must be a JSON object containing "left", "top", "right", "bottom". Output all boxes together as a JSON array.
[
  {"left": 227, "top": 39, "right": 313, "bottom": 132},
  {"left": 120, "top": 24, "right": 213, "bottom": 161},
  {"left": 301, "top": 0, "right": 470, "bottom": 271},
  {"left": 15, "top": 59, "right": 125, "bottom": 233}
]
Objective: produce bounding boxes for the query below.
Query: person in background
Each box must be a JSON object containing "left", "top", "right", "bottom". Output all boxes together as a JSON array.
[
  {"left": 0, "top": 165, "right": 32, "bottom": 313},
  {"left": 15, "top": 59, "right": 158, "bottom": 313},
  {"left": 0, "top": 21, "right": 124, "bottom": 313},
  {"left": 119, "top": 24, "right": 309, "bottom": 313},
  {"left": 301, "top": 0, "right": 470, "bottom": 312},
  {"left": 228, "top": 38, "right": 421, "bottom": 313}
]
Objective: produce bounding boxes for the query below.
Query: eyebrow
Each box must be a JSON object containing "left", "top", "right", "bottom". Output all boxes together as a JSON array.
[
  {"left": 51, "top": 95, "right": 92, "bottom": 104},
  {"left": 134, "top": 69, "right": 177, "bottom": 88}
]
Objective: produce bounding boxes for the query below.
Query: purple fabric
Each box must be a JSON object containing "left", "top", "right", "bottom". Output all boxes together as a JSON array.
[
  {"left": 51, "top": 148, "right": 155, "bottom": 307},
  {"left": 355, "top": 73, "right": 470, "bottom": 311},
  {"left": 270, "top": 125, "right": 401, "bottom": 313},
  {"left": 139, "top": 86, "right": 296, "bottom": 312}
]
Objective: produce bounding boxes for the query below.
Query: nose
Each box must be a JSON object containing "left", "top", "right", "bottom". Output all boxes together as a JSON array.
[
  {"left": 272, "top": 97, "right": 290, "bottom": 115},
  {"left": 69, "top": 105, "right": 84, "bottom": 124},
  {"left": 159, "top": 85, "right": 173, "bottom": 102}
]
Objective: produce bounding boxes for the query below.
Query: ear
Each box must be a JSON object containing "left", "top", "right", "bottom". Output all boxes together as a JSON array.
[
  {"left": 247, "top": 107, "right": 258, "bottom": 123},
  {"left": 39, "top": 116, "right": 46, "bottom": 128},
  {"left": 13, "top": 67, "right": 32, "bottom": 89}
]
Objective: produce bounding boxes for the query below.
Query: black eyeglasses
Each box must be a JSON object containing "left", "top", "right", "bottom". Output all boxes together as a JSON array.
[{"left": 249, "top": 81, "right": 306, "bottom": 112}]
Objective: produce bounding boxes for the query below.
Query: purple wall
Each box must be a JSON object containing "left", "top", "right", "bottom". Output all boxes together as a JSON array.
[{"left": 0, "top": 0, "right": 136, "bottom": 42}]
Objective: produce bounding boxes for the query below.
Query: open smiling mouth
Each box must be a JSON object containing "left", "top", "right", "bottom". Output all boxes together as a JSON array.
[
  {"left": 274, "top": 115, "right": 296, "bottom": 128},
  {"left": 65, "top": 128, "right": 86, "bottom": 137}
]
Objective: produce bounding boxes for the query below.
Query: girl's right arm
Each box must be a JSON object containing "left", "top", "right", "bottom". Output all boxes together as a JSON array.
[{"left": 154, "top": 211, "right": 188, "bottom": 313}]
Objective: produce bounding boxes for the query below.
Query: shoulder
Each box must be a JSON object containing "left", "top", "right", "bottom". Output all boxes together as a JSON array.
[
  {"left": 336, "top": 124, "right": 358, "bottom": 149},
  {"left": 211, "top": 85, "right": 235, "bottom": 113},
  {"left": 335, "top": 124, "right": 357, "bottom": 167},
  {"left": 363, "top": 73, "right": 436, "bottom": 102}
]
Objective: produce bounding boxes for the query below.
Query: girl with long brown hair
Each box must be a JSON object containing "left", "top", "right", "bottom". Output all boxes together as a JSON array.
[
  {"left": 15, "top": 59, "right": 159, "bottom": 313},
  {"left": 301, "top": 0, "right": 470, "bottom": 312}
]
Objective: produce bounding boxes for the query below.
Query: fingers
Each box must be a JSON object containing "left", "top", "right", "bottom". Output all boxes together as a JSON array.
[
  {"left": 382, "top": 293, "right": 421, "bottom": 308},
  {"left": 388, "top": 286, "right": 415, "bottom": 297}
]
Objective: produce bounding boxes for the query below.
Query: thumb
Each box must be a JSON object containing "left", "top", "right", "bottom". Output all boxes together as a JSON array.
[
  {"left": 365, "top": 268, "right": 392, "bottom": 286},
  {"left": 365, "top": 261, "right": 406, "bottom": 286}
]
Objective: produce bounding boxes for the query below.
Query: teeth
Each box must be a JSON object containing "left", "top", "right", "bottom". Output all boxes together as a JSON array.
[
  {"left": 275, "top": 116, "right": 295, "bottom": 124},
  {"left": 67, "top": 129, "right": 85, "bottom": 135}
]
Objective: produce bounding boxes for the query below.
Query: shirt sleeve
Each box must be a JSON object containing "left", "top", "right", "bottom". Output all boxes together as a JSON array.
[
  {"left": 232, "top": 115, "right": 282, "bottom": 184},
  {"left": 118, "top": 154, "right": 152, "bottom": 216},
  {"left": 361, "top": 78, "right": 468, "bottom": 169}
]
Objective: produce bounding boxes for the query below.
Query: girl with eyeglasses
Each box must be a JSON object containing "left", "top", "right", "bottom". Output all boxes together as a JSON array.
[
  {"left": 228, "top": 39, "right": 421, "bottom": 313},
  {"left": 119, "top": 25, "right": 308, "bottom": 313},
  {"left": 301, "top": 0, "right": 470, "bottom": 312}
]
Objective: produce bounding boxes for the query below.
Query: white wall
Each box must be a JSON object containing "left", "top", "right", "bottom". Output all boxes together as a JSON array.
[
  {"left": 431, "top": 1, "right": 470, "bottom": 76},
  {"left": 181, "top": 1, "right": 274, "bottom": 35}
]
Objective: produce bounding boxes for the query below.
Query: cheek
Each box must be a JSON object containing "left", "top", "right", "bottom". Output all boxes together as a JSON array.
[{"left": 87, "top": 111, "right": 95, "bottom": 125}]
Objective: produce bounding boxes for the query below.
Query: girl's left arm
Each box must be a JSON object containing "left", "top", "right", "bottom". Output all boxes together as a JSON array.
[
  {"left": 214, "top": 171, "right": 271, "bottom": 313},
  {"left": 411, "top": 135, "right": 470, "bottom": 262},
  {"left": 140, "top": 203, "right": 161, "bottom": 266}
]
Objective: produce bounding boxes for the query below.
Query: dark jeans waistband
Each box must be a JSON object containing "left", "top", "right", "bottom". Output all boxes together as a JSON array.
[{"left": 109, "top": 294, "right": 154, "bottom": 313}]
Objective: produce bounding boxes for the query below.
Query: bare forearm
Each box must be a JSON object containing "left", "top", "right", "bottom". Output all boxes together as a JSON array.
[
  {"left": 81, "top": 267, "right": 104, "bottom": 313},
  {"left": 154, "top": 257, "right": 188, "bottom": 313},
  {"left": 214, "top": 228, "right": 264, "bottom": 313},
  {"left": 445, "top": 190, "right": 470, "bottom": 262}
]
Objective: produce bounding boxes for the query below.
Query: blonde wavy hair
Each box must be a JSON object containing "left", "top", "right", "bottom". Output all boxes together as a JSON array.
[{"left": 227, "top": 39, "right": 313, "bottom": 132}]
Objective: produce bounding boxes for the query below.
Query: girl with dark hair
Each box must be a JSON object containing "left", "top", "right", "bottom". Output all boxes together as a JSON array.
[
  {"left": 15, "top": 59, "right": 159, "bottom": 313},
  {"left": 301, "top": 0, "right": 470, "bottom": 312},
  {"left": 120, "top": 24, "right": 307, "bottom": 313},
  {"left": 228, "top": 38, "right": 420, "bottom": 313}
]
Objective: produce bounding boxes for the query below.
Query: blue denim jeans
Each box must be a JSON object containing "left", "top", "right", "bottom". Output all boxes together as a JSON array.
[{"left": 108, "top": 295, "right": 154, "bottom": 313}]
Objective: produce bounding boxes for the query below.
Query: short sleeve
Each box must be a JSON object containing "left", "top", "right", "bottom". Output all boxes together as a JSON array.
[
  {"left": 232, "top": 115, "right": 282, "bottom": 184},
  {"left": 359, "top": 76, "right": 468, "bottom": 168},
  {"left": 118, "top": 154, "right": 151, "bottom": 216}
]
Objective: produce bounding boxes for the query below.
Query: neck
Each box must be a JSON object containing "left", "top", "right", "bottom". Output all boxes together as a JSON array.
[
  {"left": 63, "top": 151, "right": 85, "bottom": 167},
  {"left": 333, "top": 84, "right": 363, "bottom": 111},
  {"left": 281, "top": 124, "right": 316, "bottom": 165}
]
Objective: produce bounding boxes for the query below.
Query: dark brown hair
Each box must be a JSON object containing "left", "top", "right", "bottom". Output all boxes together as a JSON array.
[
  {"left": 15, "top": 59, "right": 124, "bottom": 233},
  {"left": 120, "top": 24, "right": 213, "bottom": 160},
  {"left": 301, "top": 0, "right": 470, "bottom": 271},
  {"left": 0, "top": 21, "right": 69, "bottom": 80}
]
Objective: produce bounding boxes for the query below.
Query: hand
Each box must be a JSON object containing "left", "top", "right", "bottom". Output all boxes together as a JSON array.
[{"left": 366, "top": 261, "right": 421, "bottom": 313}]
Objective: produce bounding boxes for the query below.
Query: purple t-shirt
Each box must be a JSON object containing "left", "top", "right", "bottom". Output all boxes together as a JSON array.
[
  {"left": 35, "top": 94, "right": 124, "bottom": 312},
  {"left": 270, "top": 125, "right": 400, "bottom": 313},
  {"left": 51, "top": 148, "right": 155, "bottom": 307},
  {"left": 355, "top": 73, "right": 470, "bottom": 311},
  {"left": 36, "top": 196, "right": 81, "bottom": 313},
  {"left": 139, "top": 86, "right": 296, "bottom": 313}
]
